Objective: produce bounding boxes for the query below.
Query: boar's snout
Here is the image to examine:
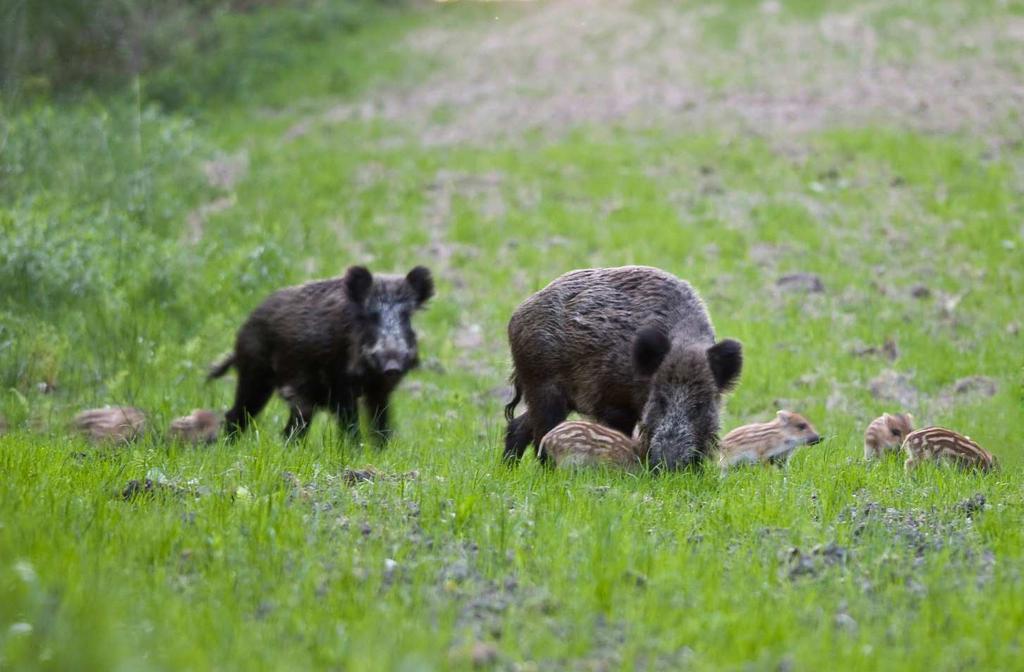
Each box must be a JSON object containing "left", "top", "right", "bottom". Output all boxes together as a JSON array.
[
  {"left": 644, "top": 411, "right": 707, "bottom": 470},
  {"left": 367, "top": 339, "right": 417, "bottom": 382},
  {"left": 377, "top": 351, "right": 407, "bottom": 380}
]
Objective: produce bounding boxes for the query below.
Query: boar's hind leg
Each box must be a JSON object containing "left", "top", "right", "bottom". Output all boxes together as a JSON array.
[
  {"left": 525, "top": 385, "right": 570, "bottom": 466},
  {"left": 224, "top": 367, "right": 274, "bottom": 436},
  {"left": 503, "top": 414, "right": 533, "bottom": 464}
]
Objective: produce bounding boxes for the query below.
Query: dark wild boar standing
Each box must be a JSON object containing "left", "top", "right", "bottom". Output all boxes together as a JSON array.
[
  {"left": 210, "top": 265, "right": 434, "bottom": 443},
  {"left": 504, "top": 266, "right": 742, "bottom": 470}
]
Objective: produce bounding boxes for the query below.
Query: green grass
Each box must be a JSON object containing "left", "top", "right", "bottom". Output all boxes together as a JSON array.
[{"left": 2, "top": 1, "right": 1024, "bottom": 670}]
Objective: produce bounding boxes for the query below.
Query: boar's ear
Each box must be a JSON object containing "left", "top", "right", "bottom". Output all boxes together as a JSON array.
[
  {"left": 633, "top": 327, "right": 671, "bottom": 377},
  {"left": 776, "top": 410, "right": 792, "bottom": 425},
  {"left": 344, "top": 266, "right": 373, "bottom": 304},
  {"left": 406, "top": 266, "right": 434, "bottom": 306},
  {"left": 707, "top": 339, "right": 742, "bottom": 392}
]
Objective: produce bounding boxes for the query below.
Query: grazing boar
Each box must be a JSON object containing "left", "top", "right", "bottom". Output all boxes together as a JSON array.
[
  {"left": 717, "top": 410, "right": 822, "bottom": 469},
  {"left": 903, "top": 427, "right": 997, "bottom": 473},
  {"left": 863, "top": 412, "right": 914, "bottom": 460},
  {"left": 504, "top": 266, "right": 742, "bottom": 470},
  {"left": 539, "top": 420, "right": 646, "bottom": 471},
  {"left": 210, "top": 265, "right": 434, "bottom": 443}
]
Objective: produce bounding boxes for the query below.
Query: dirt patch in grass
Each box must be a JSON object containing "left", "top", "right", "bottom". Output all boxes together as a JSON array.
[
  {"left": 776, "top": 272, "right": 826, "bottom": 294},
  {"left": 121, "top": 468, "right": 212, "bottom": 500},
  {"left": 294, "top": 0, "right": 1024, "bottom": 146},
  {"left": 783, "top": 542, "right": 850, "bottom": 580},
  {"left": 849, "top": 337, "right": 900, "bottom": 362},
  {"left": 185, "top": 195, "right": 235, "bottom": 244},
  {"left": 202, "top": 150, "right": 249, "bottom": 191},
  {"left": 868, "top": 369, "right": 919, "bottom": 408},
  {"left": 780, "top": 491, "right": 1000, "bottom": 593},
  {"left": 944, "top": 375, "right": 999, "bottom": 401},
  {"left": 121, "top": 478, "right": 201, "bottom": 501},
  {"left": 839, "top": 492, "right": 992, "bottom": 558},
  {"left": 341, "top": 466, "right": 420, "bottom": 486}
]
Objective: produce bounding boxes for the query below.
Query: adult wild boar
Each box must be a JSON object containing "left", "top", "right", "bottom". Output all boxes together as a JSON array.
[
  {"left": 504, "top": 266, "right": 742, "bottom": 469},
  {"left": 210, "top": 265, "right": 434, "bottom": 443}
]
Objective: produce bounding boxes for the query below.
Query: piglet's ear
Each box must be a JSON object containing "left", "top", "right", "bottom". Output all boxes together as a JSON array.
[
  {"left": 633, "top": 327, "right": 671, "bottom": 377},
  {"left": 406, "top": 266, "right": 434, "bottom": 306},
  {"left": 344, "top": 265, "right": 373, "bottom": 305},
  {"left": 707, "top": 338, "right": 743, "bottom": 392},
  {"left": 776, "top": 410, "right": 792, "bottom": 425}
]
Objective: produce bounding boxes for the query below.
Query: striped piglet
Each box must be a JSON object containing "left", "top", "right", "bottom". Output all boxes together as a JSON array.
[
  {"left": 864, "top": 412, "right": 914, "bottom": 460},
  {"left": 903, "top": 427, "right": 997, "bottom": 472},
  {"left": 539, "top": 421, "right": 645, "bottom": 471},
  {"left": 717, "top": 410, "right": 822, "bottom": 469}
]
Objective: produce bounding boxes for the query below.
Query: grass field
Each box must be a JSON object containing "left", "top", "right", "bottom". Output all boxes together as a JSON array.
[{"left": 2, "top": 1, "right": 1024, "bottom": 669}]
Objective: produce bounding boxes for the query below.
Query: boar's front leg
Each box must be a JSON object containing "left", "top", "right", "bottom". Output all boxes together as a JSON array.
[
  {"left": 282, "top": 395, "right": 316, "bottom": 441},
  {"left": 283, "top": 407, "right": 315, "bottom": 441},
  {"left": 280, "top": 378, "right": 324, "bottom": 441},
  {"left": 592, "top": 407, "right": 638, "bottom": 439}
]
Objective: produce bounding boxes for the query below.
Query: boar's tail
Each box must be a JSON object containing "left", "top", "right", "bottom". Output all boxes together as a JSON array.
[
  {"left": 207, "top": 354, "right": 236, "bottom": 380},
  {"left": 504, "top": 373, "right": 523, "bottom": 423}
]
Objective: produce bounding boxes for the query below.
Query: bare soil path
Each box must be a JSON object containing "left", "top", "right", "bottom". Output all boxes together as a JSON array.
[{"left": 290, "top": 0, "right": 1024, "bottom": 147}]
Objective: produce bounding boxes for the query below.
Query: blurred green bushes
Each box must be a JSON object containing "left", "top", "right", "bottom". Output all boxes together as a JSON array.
[
  {"left": 0, "top": 102, "right": 213, "bottom": 396},
  {"left": 1, "top": 0, "right": 398, "bottom": 108},
  {"left": 0, "top": 0, "right": 410, "bottom": 402}
]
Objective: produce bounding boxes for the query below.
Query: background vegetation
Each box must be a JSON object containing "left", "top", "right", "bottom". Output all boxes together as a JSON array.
[
  {"left": 1, "top": 0, "right": 398, "bottom": 108},
  {"left": 1, "top": 0, "right": 1022, "bottom": 669}
]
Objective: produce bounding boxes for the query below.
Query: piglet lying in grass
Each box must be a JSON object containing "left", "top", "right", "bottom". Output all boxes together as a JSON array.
[
  {"left": 539, "top": 421, "right": 645, "bottom": 472},
  {"left": 74, "top": 406, "right": 222, "bottom": 446},
  {"left": 73, "top": 406, "right": 147, "bottom": 444},
  {"left": 168, "top": 409, "right": 222, "bottom": 445}
]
